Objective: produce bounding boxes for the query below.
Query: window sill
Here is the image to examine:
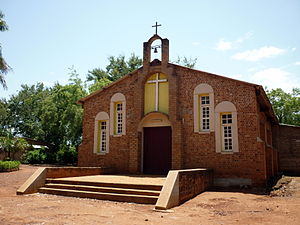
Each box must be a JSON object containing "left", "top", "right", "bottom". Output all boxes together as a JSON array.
[
  {"left": 94, "top": 152, "right": 107, "bottom": 155},
  {"left": 196, "top": 131, "right": 213, "bottom": 134},
  {"left": 112, "top": 134, "right": 124, "bottom": 137},
  {"left": 220, "top": 151, "right": 234, "bottom": 154}
]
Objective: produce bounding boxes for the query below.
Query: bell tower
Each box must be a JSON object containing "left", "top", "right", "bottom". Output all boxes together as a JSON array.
[{"left": 143, "top": 22, "right": 169, "bottom": 68}]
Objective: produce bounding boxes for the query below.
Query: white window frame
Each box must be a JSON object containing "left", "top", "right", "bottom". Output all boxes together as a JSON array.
[
  {"left": 200, "top": 95, "right": 210, "bottom": 131},
  {"left": 194, "top": 84, "right": 214, "bottom": 133},
  {"left": 110, "top": 93, "right": 126, "bottom": 136},
  {"left": 94, "top": 112, "right": 109, "bottom": 154},
  {"left": 215, "top": 101, "right": 239, "bottom": 153},
  {"left": 115, "top": 102, "right": 123, "bottom": 135},
  {"left": 221, "top": 113, "right": 233, "bottom": 151},
  {"left": 99, "top": 120, "right": 108, "bottom": 153}
]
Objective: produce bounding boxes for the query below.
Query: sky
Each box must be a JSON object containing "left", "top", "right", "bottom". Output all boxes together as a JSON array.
[{"left": 1, "top": 0, "right": 300, "bottom": 99}]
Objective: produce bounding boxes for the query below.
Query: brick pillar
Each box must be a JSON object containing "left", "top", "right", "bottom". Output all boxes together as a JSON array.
[{"left": 168, "top": 68, "right": 182, "bottom": 170}]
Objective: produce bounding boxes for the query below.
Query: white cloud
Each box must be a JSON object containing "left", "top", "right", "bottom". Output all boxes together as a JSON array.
[
  {"left": 292, "top": 47, "right": 296, "bottom": 51},
  {"left": 247, "top": 67, "right": 257, "bottom": 72},
  {"left": 215, "top": 32, "right": 253, "bottom": 51},
  {"left": 251, "top": 68, "right": 293, "bottom": 91},
  {"left": 237, "top": 31, "right": 253, "bottom": 43},
  {"left": 192, "top": 42, "right": 200, "bottom": 46},
  {"left": 215, "top": 39, "right": 232, "bottom": 51},
  {"left": 232, "top": 46, "right": 285, "bottom": 61},
  {"left": 295, "top": 61, "right": 300, "bottom": 65}
]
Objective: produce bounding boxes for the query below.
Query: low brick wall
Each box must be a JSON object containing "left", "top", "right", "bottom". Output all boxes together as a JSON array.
[
  {"left": 179, "top": 169, "right": 213, "bottom": 204},
  {"left": 46, "top": 167, "right": 112, "bottom": 178},
  {"left": 17, "top": 167, "right": 111, "bottom": 195},
  {"left": 155, "top": 168, "right": 213, "bottom": 210},
  {"left": 273, "top": 124, "right": 300, "bottom": 175}
]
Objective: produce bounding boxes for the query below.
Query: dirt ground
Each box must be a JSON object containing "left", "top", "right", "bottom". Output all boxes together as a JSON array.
[{"left": 1, "top": 165, "right": 300, "bottom": 225}]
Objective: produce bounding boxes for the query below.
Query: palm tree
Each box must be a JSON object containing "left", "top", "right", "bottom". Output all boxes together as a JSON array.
[
  {"left": 0, "top": 11, "right": 10, "bottom": 89},
  {"left": 0, "top": 136, "right": 29, "bottom": 160}
]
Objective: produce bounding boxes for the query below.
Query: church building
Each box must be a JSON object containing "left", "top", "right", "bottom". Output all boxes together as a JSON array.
[{"left": 77, "top": 27, "right": 280, "bottom": 186}]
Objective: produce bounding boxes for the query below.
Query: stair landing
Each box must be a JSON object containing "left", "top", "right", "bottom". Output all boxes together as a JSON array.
[
  {"left": 53, "top": 174, "right": 166, "bottom": 185},
  {"left": 39, "top": 174, "right": 166, "bottom": 204}
]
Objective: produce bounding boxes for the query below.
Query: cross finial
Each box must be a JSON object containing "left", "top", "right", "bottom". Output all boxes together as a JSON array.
[{"left": 152, "top": 22, "right": 161, "bottom": 35}]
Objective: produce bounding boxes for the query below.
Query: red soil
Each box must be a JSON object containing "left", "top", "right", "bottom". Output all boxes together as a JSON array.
[{"left": 1, "top": 165, "right": 300, "bottom": 225}]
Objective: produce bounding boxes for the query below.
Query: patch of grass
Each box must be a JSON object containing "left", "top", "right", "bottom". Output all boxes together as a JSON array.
[{"left": 0, "top": 160, "right": 21, "bottom": 172}]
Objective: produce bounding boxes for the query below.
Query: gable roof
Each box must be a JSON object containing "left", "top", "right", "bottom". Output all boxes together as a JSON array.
[
  {"left": 77, "top": 62, "right": 278, "bottom": 124},
  {"left": 171, "top": 62, "right": 260, "bottom": 87},
  {"left": 77, "top": 68, "right": 141, "bottom": 104}
]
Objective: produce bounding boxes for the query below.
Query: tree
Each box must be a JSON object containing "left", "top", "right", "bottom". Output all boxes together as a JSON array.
[
  {"left": 7, "top": 83, "right": 50, "bottom": 140},
  {"left": 173, "top": 56, "right": 197, "bottom": 68},
  {"left": 88, "top": 77, "right": 111, "bottom": 93},
  {"left": 86, "top": 68, "right": 109, "bottom": 82},
  {"left": 86, "top": 53, "right": 142, "bottom": 93},
  {"left": 0, "top": 136, "right": 29, "bottom": 160},
  {"left": 5, "top": 68, "right": 87, "bottom": 151},
  {"left": 39, "top": 70, "right": 86, "bottom": 149},
  {"left": 87, "top": 53, "right": 142, "bottom": 83},
  {"left": 0, "top": 11, "right": 10, "bottom": 89},
  {"left": 0, "top": 98, "right": 9, "bottom": 136},
  {"left": 105, "top": 53, "right": 142, "bottom": 81},
  {"left": 267, "top": 88, "right": 300, "bottom": 126}
]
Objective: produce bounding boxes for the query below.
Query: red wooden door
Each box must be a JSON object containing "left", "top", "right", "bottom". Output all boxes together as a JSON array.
[{"left": 143, "top": 126, "right": 172, "bottom": 175}]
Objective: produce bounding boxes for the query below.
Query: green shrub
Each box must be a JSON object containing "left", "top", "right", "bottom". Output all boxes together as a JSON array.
[
  {"left": 56, "top": 145, "right": 77, "bottom": 165},
  {"left": 0, "top": 136, "right": 29, "bottom": 160},
  {"left": 22, "top": 148, "right": 47, "bottom": 164},
  {"left": 22, "top": 145, "right": 78, "bottom": 165},
  {"left": 0, "top": 160, "right": 21, "bottom": 172},
  {"left": 43, "top": 151, "right": 57, "bottom": 164}
]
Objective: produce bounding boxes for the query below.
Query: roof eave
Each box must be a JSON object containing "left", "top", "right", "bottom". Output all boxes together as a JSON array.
[
  {"left": 255, "top": 85, "right": 279, "bottom": 124},
  {"left": 77, "top": 68, "right": 141, "bottom": 104}
]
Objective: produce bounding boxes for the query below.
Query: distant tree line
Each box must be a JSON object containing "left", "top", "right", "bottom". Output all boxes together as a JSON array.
[{"left": 267, "top": 88, "right": 300, "bottom": 126}]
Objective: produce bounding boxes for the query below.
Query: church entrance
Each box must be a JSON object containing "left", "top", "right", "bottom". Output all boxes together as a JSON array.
[{"left": 143, "top": 126, "right": 172, "bottom": 175}]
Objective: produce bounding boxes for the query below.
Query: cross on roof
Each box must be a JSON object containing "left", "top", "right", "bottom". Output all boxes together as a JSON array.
[{"left": 152, "top": 22, "right": 161, "bottom": 35}]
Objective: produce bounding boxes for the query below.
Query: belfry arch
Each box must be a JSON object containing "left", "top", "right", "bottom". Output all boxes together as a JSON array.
[{"left": 143, "top": 34, "right": 169, "bottom": 68}]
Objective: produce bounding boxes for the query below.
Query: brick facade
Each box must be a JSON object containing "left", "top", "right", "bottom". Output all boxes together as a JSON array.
[
  {"left": 273, "top": 124, "right": 300, "bottom": 175},
  {"left": 78, "top": 34, "right": 280, "bottom": 186}
]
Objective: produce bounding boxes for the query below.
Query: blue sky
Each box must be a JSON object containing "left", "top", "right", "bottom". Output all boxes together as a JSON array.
[{"left": 1, "top": 0, "right": 300, "bottom": 99}]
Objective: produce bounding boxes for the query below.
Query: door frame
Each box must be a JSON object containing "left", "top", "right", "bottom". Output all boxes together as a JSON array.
[
  {"left": 138, "top": 112, "right": 171, "bottom": 173},
  {"left": 142, "top": 126, "right": 172, "bottom": 174}
]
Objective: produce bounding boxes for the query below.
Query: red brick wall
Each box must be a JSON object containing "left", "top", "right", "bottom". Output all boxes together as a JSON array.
[
  {"left": 78, "top": 63, "right": 271, "bottom": 185},
  {"left": 46, "top": 167, "right": 112, "bottom": 178},
  {"left": 78, "top": 76, "right": 134, "bottom": 172},
  {"left": 174, "top": 66, "right": 266, "bottom": 185},
  {"left": 273, "top": 124, "right": 300, "bottom": 174},
  {"left": 179, "top": 169, "right": 213, "bottom": 203}
]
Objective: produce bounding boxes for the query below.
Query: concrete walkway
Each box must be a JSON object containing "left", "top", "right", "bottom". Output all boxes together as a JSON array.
[{"left": 51, "top": 174, "right": 166, "bottom": 186}]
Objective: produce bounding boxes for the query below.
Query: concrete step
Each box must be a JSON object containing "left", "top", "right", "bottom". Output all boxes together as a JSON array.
[
  {"left": 39, "top": 187, "right": 158, "bottom": 204},
  {"left": 45, "top": 178, "right": 163, "bottom": 191},
  {"left": 44, "top": 183, "right": 160, "bottom": 196}
]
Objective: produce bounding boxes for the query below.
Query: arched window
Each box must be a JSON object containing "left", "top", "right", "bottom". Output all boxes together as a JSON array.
[
  {"left": 144, "top": 73, "right": 169, "bottom": 115},
  {"left": 94, "top": 112, "right": 109, "bottom": 154},
  {"left": 215, "top": 101, "right": 239, "bottom": 153},
  {"left": 110, "top": 93, "right": 126, "bottom": 136},
  {"left": 193, "top": 83, "right": 214, "bottom": 132}
]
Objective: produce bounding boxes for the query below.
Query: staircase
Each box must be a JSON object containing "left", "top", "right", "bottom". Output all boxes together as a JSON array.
[{"left": 39, "top": 177, "right": 163, "bottom": 204}]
